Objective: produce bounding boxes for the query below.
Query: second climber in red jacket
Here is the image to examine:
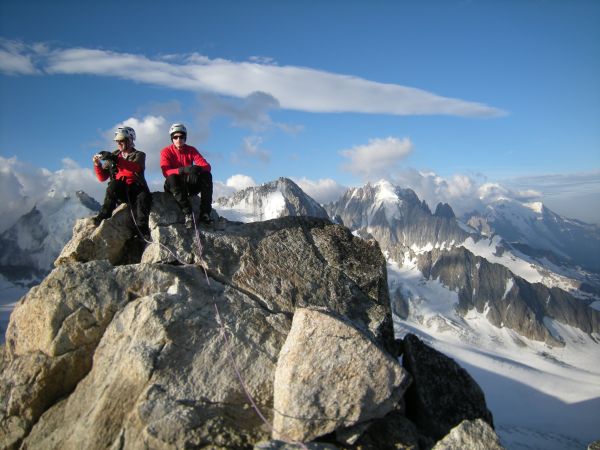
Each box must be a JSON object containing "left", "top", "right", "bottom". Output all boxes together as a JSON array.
[
  {"left": 160, "top": 123, "right": 213, "bottom": 227},
  {"left": 92, "top": 126, "right": 152, "bottom": 239}
]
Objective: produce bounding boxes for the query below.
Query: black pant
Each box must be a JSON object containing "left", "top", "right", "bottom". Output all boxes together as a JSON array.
[
  {"left": 164, "top": 172, "right": 213, "bottom": 216},
  {"left": 98, "top": 179, "right": 152, "bottom": 230}
]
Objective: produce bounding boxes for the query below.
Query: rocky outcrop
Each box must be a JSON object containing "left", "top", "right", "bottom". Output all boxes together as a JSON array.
[
  {"left": 417, "top": 247, "right": 600, "bottom": 343},
  {"left": 402, "top": 334, "right": 494, "bottom": 441},
  {"left": 55, "top": 203, "right": 136, "bottom": 266},
  {"left": 431, "top": 419, "right": 503, "bottom": 450},
  {"left": 1, "top": 193, "right": 402, "bottom": 449},
  {"left": 1, "top": 192, "right": 501, "bottom": 449}
]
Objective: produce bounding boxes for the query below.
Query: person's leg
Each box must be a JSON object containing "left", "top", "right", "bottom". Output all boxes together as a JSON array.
[
  {"left": 197, "top": 171, "right": 213, "bottom": 216},
  {"left": 127, "top": 184, "right": 152, "bottom": 237},
  {"left": 164, "top": 174, "right": 191, "bottom": 215},
  {"left": 94, "top": 179, "right": 125, "bottom": 225}
]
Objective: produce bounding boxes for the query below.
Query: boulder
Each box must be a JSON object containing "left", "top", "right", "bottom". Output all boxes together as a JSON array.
[
  {"left": 55, "top": 204, "right": 135, "bottom": 266},
  {"left": 401, "top": 334, "right": 494, "bottom": 440},
  {"left": 272, "top": 308, "right": 410, "bottom": 442},
  {"left": 351, "top": 409, "right": 421, "bottom": 450},
  {"left": 431, "top": 419, "right": 504, "bottom": 450}
]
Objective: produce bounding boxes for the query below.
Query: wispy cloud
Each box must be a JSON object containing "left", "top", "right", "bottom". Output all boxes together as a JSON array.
[
  {"left": 1, "top": 40, "right": 507, "bottom": 117},
  {"left": 340, "top": 137, "right": 414, "bottom": 180},
  {"left": 0, "top": 39, "right": 41, "bottom": 75},
  {"left": 234, "top": 136, "right": 270, "bottom": 164}
]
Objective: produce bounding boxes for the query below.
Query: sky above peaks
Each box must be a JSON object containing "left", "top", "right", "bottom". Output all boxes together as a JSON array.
[{"left": 1, "top": 0, "right": 599, "bottom": 227}]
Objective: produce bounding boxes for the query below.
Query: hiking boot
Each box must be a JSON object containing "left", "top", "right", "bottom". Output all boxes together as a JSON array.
[{"left": 184, "top": 214, "right": 194, "bottom": 228}]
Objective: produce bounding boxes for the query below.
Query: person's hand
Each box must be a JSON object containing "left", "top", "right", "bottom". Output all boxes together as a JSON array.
[
  {"left": 92, "top": 154, "right": 102, "bottom": 166},
  {"left": 178, "top": 166, "right": 198, "bottom": 184},
  {"left": 188, "top": 166, "right": 202, "bottom": 185},
  {"left": 180, "top": 166, "right": 202, "bottom": 184}
]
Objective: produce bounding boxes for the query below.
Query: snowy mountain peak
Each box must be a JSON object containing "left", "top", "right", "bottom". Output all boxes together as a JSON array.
[
  {"left": 0, "top": 190, "right": 100, "bottom": 287},
  {"left": 215, "top": 177, "right": 329, "bottom": 223},
  {"left": 465, "top": 196, "right": 600, "bottom": 272}
]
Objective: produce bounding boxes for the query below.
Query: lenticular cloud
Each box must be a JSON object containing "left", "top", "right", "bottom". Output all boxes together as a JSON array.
[{"left": 1, "top": 40, "right": 507, "bottom": 118}]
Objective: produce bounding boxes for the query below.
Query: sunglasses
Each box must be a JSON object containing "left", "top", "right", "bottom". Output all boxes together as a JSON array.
[
  {"left": 172, "top": 135, "right": 186, "bottom": 140},
  {"left": 116, "top": 140, "right": 126, "bottom": 144}
]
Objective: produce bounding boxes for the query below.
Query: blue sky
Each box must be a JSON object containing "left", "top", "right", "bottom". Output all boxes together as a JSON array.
[{"left": 1, "top": 0, "right": 599, "bottom": 227}]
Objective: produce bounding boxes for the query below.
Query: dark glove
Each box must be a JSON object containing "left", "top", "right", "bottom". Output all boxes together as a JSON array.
[{"left": 179, "top": 166, "right": 202, "bottom": 185}]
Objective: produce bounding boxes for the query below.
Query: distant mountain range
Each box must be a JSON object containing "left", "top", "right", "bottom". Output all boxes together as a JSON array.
[
  {"left": 0, "top": 190, "right": 99, "bottom": 289},
  {"left": 464, "top": 197, "right": 600, "bottom": 273},
  {"left": 2, "top": 177, "right": 598, "bottom": 345},
  {"left": 324, "top": 180, "right": 599, "bottom": 343}
]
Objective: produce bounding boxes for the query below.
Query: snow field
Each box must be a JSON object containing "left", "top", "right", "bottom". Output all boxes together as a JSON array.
[{"left": 388, "top": 259, "right": 600, "bottom": 449}]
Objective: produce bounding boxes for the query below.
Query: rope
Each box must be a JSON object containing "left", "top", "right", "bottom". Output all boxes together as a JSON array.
[
  {"left": 124, "top": 187, "right": 206, "bottom": 269},
  {"left": 214, "top": 302, "right": 309, "bottom": 449}
]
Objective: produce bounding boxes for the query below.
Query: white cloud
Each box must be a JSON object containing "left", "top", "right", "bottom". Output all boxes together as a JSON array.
[
  {"left": 340, "top": 137, "right": 413, "bottom": 180},
  {"left": 226, "top": 174, "right": 256, "bottom": 191},
  {"left": 391, "top": 169, "right": 491, "bottom": 216},
  {"left": 212, "top": 174, "right": 257, "bottom": 199},
  {"left": 0, "top": 39, "right": 42, "bottom": 75},
  {"left": 11, "top": 41, "right": 505, "bottom": 117},
  {"left": 293, "top": 177, "right": 347, "bottom": 204},
  {"left": 501, "top": 170, "right": 600, "bottom": 224},
  {"left": 387, "top": 168, "right": 600, "bottom": 223}
]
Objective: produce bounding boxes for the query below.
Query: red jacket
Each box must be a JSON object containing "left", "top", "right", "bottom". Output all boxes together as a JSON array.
[
  {"left": 160, "top": 144, "right": 211, "bottom": 178},
  {"left": 94, "top": 149, "right": 147, "bottom": 186}
]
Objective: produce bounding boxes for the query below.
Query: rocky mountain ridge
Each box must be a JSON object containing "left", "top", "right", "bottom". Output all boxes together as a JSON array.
[
  {"left": 0, "top": 190, "right": 100, "bottom": 288},
  {"left": 215, "top": 177, "right": 329, "bottom": 223},
  {"left": 325, "top": 180, "right": 468, "bottom": 262},
  {"left": 0, "top": 192, "right": 502, "bottom": 449},
  {"left": 464, "top": 197, "right": 600, "bottom": 273}
]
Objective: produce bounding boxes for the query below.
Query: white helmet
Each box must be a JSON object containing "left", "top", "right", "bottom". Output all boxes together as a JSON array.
[
  {"left": 169, "top": 123, "right": 187, "bottom": 138},
  {"left": 117, "top": 126, "right": 136, "bottom": 141},
  {"left": 114, "top": 127, "right": 135, "bottom": 144}
]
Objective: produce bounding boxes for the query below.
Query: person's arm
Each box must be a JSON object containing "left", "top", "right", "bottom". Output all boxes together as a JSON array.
[
  {"left": 192, "top": 148, "right": 211, "bottom": 172},
  {"left": 160, "top": 147, "right": 181, "bottom": 177},
  {"left": 92, "top": 154, "right": 109, "bottom": 182}
]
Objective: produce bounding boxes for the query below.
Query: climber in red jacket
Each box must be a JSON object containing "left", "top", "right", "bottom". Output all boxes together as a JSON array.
[
  {"left": 160, "top": 123, "right": 213, "bottom": 227},
  {"left": 92, "top": 126, "right": 151, "bottom": 238}
]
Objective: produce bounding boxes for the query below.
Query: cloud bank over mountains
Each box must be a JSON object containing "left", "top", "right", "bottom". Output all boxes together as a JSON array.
[
  {"left": 2, "top": 152, "right": 598, "bottom": 235},
  {"left": 0, "top": 39, "right": 506, "bottom": 118}
]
